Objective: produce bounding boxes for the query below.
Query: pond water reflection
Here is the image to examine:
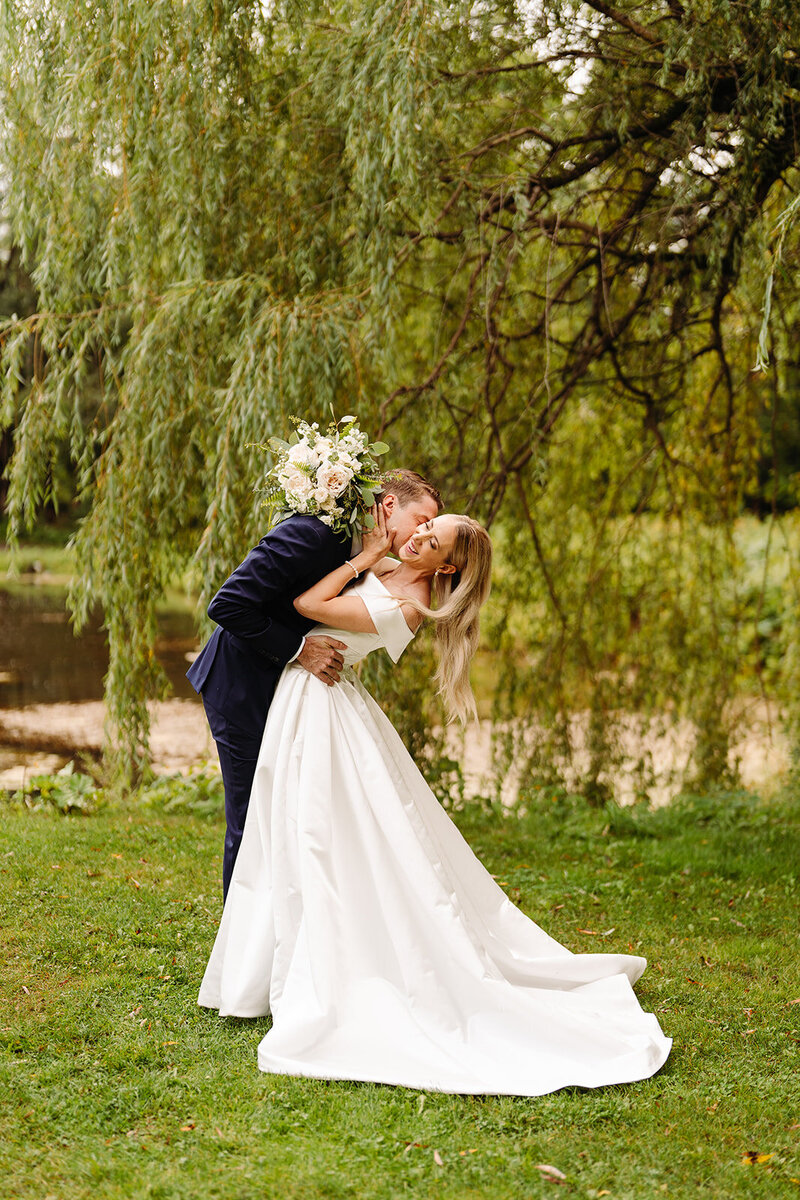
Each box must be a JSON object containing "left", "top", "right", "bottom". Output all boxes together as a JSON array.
[{"left": 1, "top": 586, "right": 199, "bottom": 708}]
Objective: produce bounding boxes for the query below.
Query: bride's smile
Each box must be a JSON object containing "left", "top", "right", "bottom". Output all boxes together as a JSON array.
[{"left": 398, "top": 515, "right": 458, "bottom": 577}]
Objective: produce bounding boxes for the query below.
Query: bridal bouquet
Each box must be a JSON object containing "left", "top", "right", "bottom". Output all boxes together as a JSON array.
[{"left": 259, "top": 414, "right": 390, "bottom": 538}]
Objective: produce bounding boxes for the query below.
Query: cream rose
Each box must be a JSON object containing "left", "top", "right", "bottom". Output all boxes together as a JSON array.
[{"left": 317, "top": 461, "right": 353, "bottom": 497}]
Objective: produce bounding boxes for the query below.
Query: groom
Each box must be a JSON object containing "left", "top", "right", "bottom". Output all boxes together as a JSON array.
[{"left": 188, "top": 469, "right": 442, "bottom": 897}]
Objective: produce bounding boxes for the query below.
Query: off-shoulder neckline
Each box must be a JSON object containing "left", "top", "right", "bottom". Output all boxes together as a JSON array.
[{"left": 361, "top": 570, "right": 418, "bottom": 638}]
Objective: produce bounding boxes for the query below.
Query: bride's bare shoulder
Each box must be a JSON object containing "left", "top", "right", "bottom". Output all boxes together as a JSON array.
[{"left": 372, "top": 557, "right": 399, "bottom": 578}]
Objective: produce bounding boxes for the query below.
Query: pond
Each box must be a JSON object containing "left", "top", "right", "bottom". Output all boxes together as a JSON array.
[{"left": 0, "top": 585, "right": 199, "bottom": 709}]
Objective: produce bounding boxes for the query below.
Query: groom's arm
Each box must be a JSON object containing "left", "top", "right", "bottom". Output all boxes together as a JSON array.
[{"left": 207, "top": 519, "right": 343, "bottom": 666}]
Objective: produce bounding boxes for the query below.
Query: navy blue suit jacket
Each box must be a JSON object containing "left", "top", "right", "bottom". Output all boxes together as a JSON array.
[{"left": 187, "top": 515, "right": 350, "bottom": 741}]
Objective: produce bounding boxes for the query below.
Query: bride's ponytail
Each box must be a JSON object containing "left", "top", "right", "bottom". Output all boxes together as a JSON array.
[{"left": 405, "top": 517, "right": 492, "bottom": 723}]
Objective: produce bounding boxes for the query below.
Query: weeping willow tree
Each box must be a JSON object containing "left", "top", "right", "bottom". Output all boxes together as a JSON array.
[{"left": 1, "top": 0, "right": 799, "bottom": 790}]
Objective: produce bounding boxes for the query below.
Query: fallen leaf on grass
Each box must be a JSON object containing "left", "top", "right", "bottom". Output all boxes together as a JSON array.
[
  {"left": 788, "top": 999, "right": 800, "bottom": 1006},
  {"left": 180, "top": 1124, "right": 195, "bottom": 1132},
  {"left": 741, "top": 1151, "right": 773, "bottom": 1165},
  {"left": 536, "top": 1164, "right": 566, "bottom": 1181},
  {"left": 433, "top": 1150, "right": 444, "bottom": 1167},
  {"left": 597, "top": 1192, "right": 611, "bottom": 1198}
]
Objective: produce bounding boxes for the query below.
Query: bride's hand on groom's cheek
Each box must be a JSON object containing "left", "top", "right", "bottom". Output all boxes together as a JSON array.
[{"left": 361, "top": 503, "right": 392, "bottom": 561}]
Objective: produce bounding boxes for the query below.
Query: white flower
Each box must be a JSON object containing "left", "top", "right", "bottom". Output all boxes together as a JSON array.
[
  {"left": 335, "top": 450, "right": 359, "bottom": 472},
  {"left": 286, "top": 439, "right": 319, "bottom": 469},
  {"left": 282, "top": 467, "right": 314, "bottom": 500},
  {"left": 317, "top": 461, "right": 353, "bottom": 497}
]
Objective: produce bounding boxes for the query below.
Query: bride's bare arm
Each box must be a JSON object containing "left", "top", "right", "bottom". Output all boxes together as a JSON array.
[{"left": 293, "top": 506, "right": 391, "bottom": 629}]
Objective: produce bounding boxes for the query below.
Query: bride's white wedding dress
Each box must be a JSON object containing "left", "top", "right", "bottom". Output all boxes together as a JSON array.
[{"left": 198, "top": 573, "right": 671, "bottom": 1094}]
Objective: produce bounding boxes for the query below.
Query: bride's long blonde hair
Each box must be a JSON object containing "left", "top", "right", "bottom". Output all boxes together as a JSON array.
[{"left": 405, "top": 515, "right": 492, "bottom": 724}]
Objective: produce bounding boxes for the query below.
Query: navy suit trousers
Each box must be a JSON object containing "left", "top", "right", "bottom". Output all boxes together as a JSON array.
[
  {"left": 189, "top": 515, "right": 351, "bottom": 895},
  {"left": 203, "top": 697, "right": 262, "bottom": 899}
]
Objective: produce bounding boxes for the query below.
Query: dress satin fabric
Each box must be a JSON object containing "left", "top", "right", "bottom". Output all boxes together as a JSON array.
[{"left": 198, "top": 573, "right": 671, "bottom": 1095}]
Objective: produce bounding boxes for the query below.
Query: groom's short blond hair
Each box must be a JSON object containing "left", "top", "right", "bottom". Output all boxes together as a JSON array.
[{"left": 381, "top": 469, "right": 443, "bottom": 512}]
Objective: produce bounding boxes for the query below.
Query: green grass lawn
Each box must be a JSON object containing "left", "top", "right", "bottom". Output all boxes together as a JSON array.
[{"left": 1, "top": 787, "right": 798, "bottom": 1199}]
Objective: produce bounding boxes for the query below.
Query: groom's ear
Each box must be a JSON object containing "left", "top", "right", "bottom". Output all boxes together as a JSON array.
[{"left": 382, "top": 493, "right": 397, "bottom": 516}]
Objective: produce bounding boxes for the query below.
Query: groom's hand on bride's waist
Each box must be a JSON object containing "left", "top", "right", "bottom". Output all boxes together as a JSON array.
[{"left": 297, "top": 636, "right": 347, "bottom": 686}]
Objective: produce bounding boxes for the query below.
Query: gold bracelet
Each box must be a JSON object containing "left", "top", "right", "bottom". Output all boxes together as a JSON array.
[{"left": 344, "top": 560, "right": 359, "bottom": 579}]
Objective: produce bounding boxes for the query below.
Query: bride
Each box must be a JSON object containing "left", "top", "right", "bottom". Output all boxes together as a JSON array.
[{"left": 198, "top": 505, "right": 671, "bottom": 1095}]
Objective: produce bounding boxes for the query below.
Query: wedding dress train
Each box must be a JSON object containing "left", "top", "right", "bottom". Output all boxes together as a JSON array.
[{"left": 198, "top": 573, "right": 671, "bottom": 1095}]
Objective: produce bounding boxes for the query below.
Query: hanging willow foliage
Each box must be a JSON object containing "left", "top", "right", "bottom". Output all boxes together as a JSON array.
[{"left": 2, "top": 0, "right": 800, "bottom": 790}]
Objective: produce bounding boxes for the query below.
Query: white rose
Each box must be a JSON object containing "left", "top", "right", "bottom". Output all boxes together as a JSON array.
[
  {"left": 287, "top": 440, "right": 319, "bottom": 469},
  {"left": 317, "top": 461, "right": 352, "bottom": 497},
  {"left": 282, "top": 467, "right": 314, "bottom": 500}
]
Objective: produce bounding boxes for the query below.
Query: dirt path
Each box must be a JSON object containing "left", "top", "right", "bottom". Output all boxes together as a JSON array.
[
  {"left": 0, "top": 697, "right": 789, "bottom": 801},
  {"left": 0, "top": 698, "right": 215, "bottom": 788}
]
